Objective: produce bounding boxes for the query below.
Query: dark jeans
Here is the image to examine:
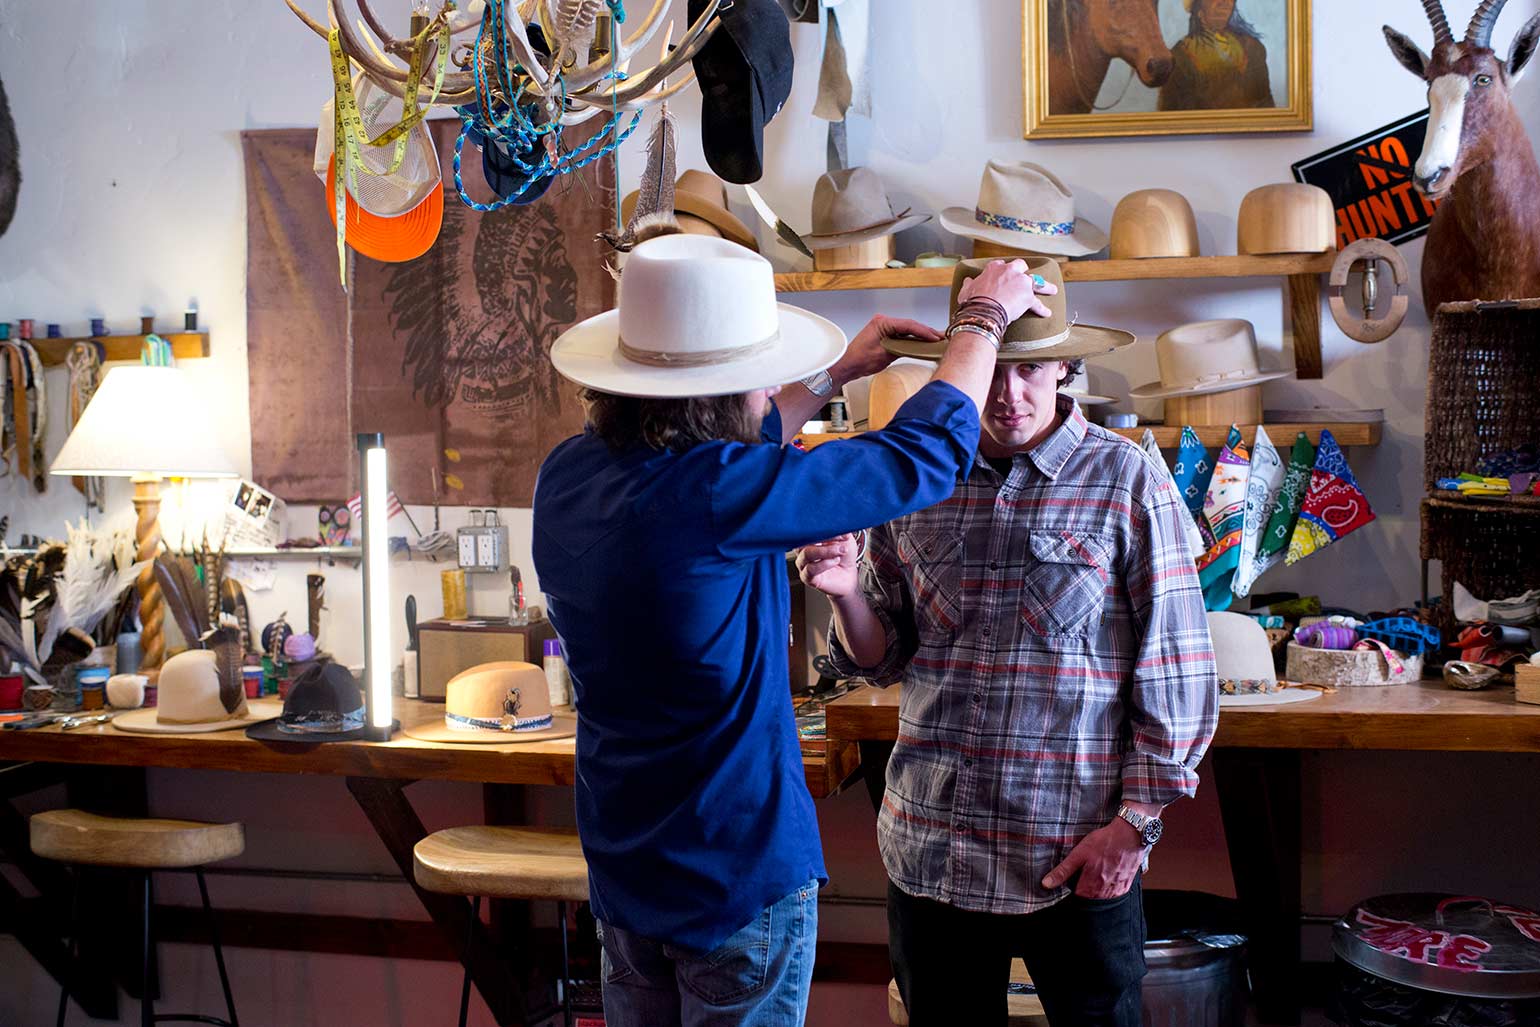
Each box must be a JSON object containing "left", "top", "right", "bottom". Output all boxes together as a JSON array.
[{"left": 888, "top": 878, "right": 1146, "bottom": 1027}]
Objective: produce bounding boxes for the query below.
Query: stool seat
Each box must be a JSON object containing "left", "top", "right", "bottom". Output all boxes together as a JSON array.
[
  {"left": 414, "top": 825, "right": 588, "bottom": 902},
  {"left": 888, "top": 958, "right": 1048, "bottom": 1026},
  {"left": 30, "top": 810, "right": 244, "bottom": 869}
]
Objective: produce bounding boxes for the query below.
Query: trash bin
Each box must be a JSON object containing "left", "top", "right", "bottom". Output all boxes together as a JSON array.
[
  {"left": 1142, "top": 890, "right": 1250, "bottom": 1027},
  {"left": 1334, "top": 893, "right": 1540, "bottom": 1026}
]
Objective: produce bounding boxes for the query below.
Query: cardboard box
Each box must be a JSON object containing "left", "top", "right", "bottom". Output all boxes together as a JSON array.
[{"left": 1516, "top": 663, "right": 1540, "bottom": 706}]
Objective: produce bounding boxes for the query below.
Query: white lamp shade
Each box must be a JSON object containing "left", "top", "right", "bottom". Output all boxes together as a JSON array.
[{"left": 50, "top": 365, "right": 239, "bottom": 478}]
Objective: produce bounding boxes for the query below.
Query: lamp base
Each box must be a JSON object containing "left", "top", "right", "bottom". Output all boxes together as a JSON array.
[{"left": 363, "top": 721, "right": 399, "bottom": 743}]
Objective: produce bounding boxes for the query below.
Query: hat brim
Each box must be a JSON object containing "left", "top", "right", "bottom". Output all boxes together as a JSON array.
[
  {"left": 245, "top": 718, "right": 369, "bottom": 744},
  {"left": 326, "top": 161, "right": 443, "bottom": 263},
  {"left": 1128, "top": 368, "right": 1294, "bottom": 400},
  {"left": 1063, "top": 390, "right": 1116, "bottom": 405},
  {"left": 620, "top": 189, "right": 761, "bottom": 250},
  {"left": 551, "top": 304, "right": 846, "bottom": 398},
  {"left": 883, "top": 325, "right": 1135, "bottom": 363},
  {"left": 938, "top": 206, "right": 1107, "bottom": 258},
  {"left": 400, "top": 712, "right": 577, "bottom": 745},
  {"left": 113, "top": 699, "right": 284, "bottom": 735},
  {"left": 804, "top": 213, "right": 932, "bottom": 250}
]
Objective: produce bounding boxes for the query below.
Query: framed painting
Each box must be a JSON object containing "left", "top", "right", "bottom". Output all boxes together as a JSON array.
[{"left": 1023, "top": 0, "right": 1312, "bottom": 139}]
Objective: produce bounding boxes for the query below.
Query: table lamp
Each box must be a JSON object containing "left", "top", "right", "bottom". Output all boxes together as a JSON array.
[{"left": 50, "top": 365, "right": 239, "bottom": 674}]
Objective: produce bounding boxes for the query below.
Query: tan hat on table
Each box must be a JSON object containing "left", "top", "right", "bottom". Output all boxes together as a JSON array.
[
  {"left": 883, "top": 257, "right": 1133, "bottom": 363},
  {"left": 401, "top": 662, "right": 576, "bottom": 744},
  {"left": 114, "top": 650, "right": 282, "bottom": 734},
  {"left": 802, "top": 167, "right": 930, "bottom": 250},
  {"left": 1110, "top": 189, "right": 1200, "bottom": 259},
  {"left": 622, "top": 170, "right": 759, "bottom": 250},
  {"left": 1237, "top": 184, "right": 1334, "bottom": 255},
  {"left": 1129, "top": 319, "right": 1292, "bottom": 400},
  {"left": 939, "top": 161, "right": 1108, "bottom": 258}
]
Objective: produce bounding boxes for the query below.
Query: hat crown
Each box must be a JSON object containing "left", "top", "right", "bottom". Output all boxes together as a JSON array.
[
  {"left": 676, "top": 169, "right": 730, "bottom": 208},
  {"left": 446, "top": 662, "right": 554, "bottom": 731},
  {"left": 1153, "top": 319, "right": 1264, "bottom": 390},
  {"left": 616, "top": 235, "right": 780, "bottom": 368},
  {"left": 949, "top": 257, "right": 1069, "bottom": 350},
  {"left": 976, "top": 160, "right": 1076, "bottom": 223},
  {"left": 157, "top": 650, "right": 249, "bottom": 725},
  {"left": 1237, "top": 183, "right": 1333, "bottom": 255},
  {"left": 1110, "top": 189, "right": 1200, "bottom": 259},
  {"left": 285, "top": 663, "right": 363, "bottom": 716},
  {"left": 812, "top": 167, "right": 899, "bottom": 235},
  {"left": 1208, "top": 612, "right": 1278, "bottom": 685}
]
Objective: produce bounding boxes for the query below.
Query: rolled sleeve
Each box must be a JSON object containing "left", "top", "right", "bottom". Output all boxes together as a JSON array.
[
  {"left": 824, "top": 525, "right": 917, "bottom": 686},
  {"left": 1120, "top": 479, "right": 1220, "bottom": 807}
]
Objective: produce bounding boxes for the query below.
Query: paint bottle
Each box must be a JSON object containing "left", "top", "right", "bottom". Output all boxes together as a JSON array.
[{"left": 543, "top": 639, "right": 570, "bottom": 708}]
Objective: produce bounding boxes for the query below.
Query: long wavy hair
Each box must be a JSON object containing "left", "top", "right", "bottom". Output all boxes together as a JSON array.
[
  {"left": 578, "top": 388, "right": 762, "bottom": 453},
  {"left": 1189, "top": 0, "right": 1263, "bottom": 40}
]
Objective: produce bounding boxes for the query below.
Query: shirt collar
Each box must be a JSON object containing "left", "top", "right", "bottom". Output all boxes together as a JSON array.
[{"left": 969, "top": 395, "right": 1086, "bottom": 483}]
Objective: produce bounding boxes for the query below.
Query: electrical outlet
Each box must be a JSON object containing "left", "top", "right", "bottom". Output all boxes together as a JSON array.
[
  {"left": 457, "top": 533, "right": 477, "bottom": 569},
  {"left": 476, "top": 532, "right": 500, "bottom": 569},
  {"left": 457, "top": 511, "right": 510, "bottom": 573}
]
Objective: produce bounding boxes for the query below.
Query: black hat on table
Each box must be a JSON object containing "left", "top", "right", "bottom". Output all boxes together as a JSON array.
[
  {"left": 688, "top": 0, "right": 794, "bottom": 185},
  {"left": 246, "top": 661, "right": 367, "bottom": 744}
]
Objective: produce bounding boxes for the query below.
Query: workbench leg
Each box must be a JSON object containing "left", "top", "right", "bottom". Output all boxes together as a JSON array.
[
  {"left": 1288, "top": 274, "right": 1324, "bottom": 380},
  {"left": 346, "top": 776, "right": 526, "bottom": 1027},
  {"left": 1213, "top": 748, "right": 1302, "bottom": 1026},
  {"left": 68, "top": 765, "right": 153, "bottom": 1006}
]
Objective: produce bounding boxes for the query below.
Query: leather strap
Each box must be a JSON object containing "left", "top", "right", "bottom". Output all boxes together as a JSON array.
[
  {"left": 6, "top": 343, "right": 29, "bottom": 482},
  {"left": 19, "top": 342, "right": 44, "bottom": 492}
]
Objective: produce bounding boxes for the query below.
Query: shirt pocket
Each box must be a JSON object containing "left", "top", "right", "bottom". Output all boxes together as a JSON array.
[
  {"left": 1021, "top": 530, "right": 1111, "bottom": 639},
  {"left": 897, "top": 527, "right": 963, "bottom": 643}
]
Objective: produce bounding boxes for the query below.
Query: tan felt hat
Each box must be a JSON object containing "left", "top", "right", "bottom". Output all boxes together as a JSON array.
[
  {"left": 883, "top": 257, "right": 1134, "bottom": 363},
  {"left": 939, "top": 161, "right": 1108, "bottom": 258},
  {"left": 1129, "top": 319, "right": 1292, "bottom": 399},
  {"left": 114, "top": 650, "right": 283, "bottom": 734},
  {"left": 802, "top": 167, "right": 930, "bottom": 250},
  {"left": 1237, "top": 184, "right": 1334, "bottom": 255},
  {"left": 401, "top": 661, "right": 576, "bottom": 745},
  {"left": 1110, "top": 189, "right": 1200, "bottom": 259},
  {"left": 622, "top": 170, "right": 759, "bottom": 251}
]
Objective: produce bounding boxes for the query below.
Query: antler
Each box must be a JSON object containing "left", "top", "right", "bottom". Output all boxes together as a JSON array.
[
  {"left": 555, "top": 0, "right": 675, "bottom": 92},
  {"left": 542, "top": 0, "right": 720, "bottom": 109},
  {"left": 1422, "top": 0, "right": 1454, "bottom": 45},
  {"left": 1466, "top": 0, "right": 1510, "bottom": 48}
]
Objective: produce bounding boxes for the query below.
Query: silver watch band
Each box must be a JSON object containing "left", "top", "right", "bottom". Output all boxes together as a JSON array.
[{"left": 800, "top": 369, "right": 836, "bottom": 398}]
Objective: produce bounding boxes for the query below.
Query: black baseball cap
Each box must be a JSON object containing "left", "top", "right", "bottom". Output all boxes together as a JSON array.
[
  {"left": 246, "top": 661, "right": 367, "bottom": 744},
  {"left": 689, "top": 0, "right": 794, "bottom": 184}
]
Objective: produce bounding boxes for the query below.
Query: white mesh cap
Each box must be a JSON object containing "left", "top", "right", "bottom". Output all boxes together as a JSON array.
[{"left": 313, "top": 75, "right": 440, "bottom": 217}]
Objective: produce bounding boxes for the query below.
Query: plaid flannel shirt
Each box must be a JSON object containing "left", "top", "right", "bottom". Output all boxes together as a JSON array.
[{"left": 827, "top": 398, "right": 1218, "bottom": 914}]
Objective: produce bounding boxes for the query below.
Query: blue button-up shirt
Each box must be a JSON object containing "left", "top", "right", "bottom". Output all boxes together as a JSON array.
[{"left": 533, "top": 382, "right": 979, "bottom": 952}]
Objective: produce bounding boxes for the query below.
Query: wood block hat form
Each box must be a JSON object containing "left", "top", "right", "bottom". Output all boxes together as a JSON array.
[
  {"left": 1110, "top": 189, "right": 1200, "bottom": 259},
  {"left": 401, "top": 662, "right": 576, "bottom": 744},
  {"left": 882, "top": 257, "right": 1134, "bottom": 362},
  {"left": 114, "top": 650, "right": 282, "bottom": 734}
]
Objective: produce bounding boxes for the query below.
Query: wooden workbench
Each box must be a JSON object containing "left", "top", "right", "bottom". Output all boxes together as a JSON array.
[{"left": 826, "top": 680, "right": 1540, "bottom": 1025}]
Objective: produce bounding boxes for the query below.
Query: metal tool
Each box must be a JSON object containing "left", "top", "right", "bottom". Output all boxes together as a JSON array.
[{"left": 58, "top": 713, "right": 115, "bottom": 731}]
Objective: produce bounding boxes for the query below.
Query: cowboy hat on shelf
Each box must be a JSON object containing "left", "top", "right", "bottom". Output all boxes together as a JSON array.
[
  {"left": 939, "top": 160, "right": 1108, "bottom": 258},
  {"left": 622, "top": 169, "right": 760, "bottom": 250},
  {"left": 801, "top": 167, "right": 930, "bottom": 250},
  {"left": 1129, "top": 318, "right": 1293, "bottom": 400}
]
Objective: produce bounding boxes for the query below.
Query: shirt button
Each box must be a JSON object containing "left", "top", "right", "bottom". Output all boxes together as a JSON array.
[
  {"left": 972, "top": 692, "right": 983, "bottom": 703},
  {"left": 981, "top": 626, "right": 992, "bottom": 638},
  {"left": 963, "top": 758, "right": 974, "bottom": 768},
  {"left": 954, "top": 823, "right": 966, "bottom": 833},
  {"left": 988, "top": 561, "right": 1000, "bottom": 570}
]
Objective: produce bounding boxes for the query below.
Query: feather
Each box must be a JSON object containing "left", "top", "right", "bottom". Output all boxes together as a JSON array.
[
  {"left": 40, "top": 628, "right": 94, "bottom": 676},
  {"left": 222, "top": 578, "right": 253, "bottom": 655},
  {"left": 743, "top": 184, "right": 815, "bottom": 259},
  {"left": 36, "top": 521, "right": 147, "bottom": 665},
  {"left": 154, "top": 556, "right": 205, "bottom": 649},
  {"left": 548, "top": 0, "right": 605, "bottom": 63},
  {"left": 200, "top": 625, "right": 247, "bottom": 716},
  {"left": 631, "top": 211, "right": 683, "bottom": 244},
  {"left": 601, "top": 106, "right": 678, "bottom": 252}
]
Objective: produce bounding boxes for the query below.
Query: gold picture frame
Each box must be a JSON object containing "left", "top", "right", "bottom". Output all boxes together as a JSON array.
[{"left": 1023, "top": 0, "right": 1312, "bottom": 139}]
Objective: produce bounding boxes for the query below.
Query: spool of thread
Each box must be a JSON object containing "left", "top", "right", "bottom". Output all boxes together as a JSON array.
[
  {"left": 80, "top": 685, "right": 105, "bottom": 711},
  {"left": 284, "top": 633, "right": 317, "bottom": 663},
  {"left": 45, "top": 323, "right": 61, "bottom": 338},
  {"left": 0, "top": 672, "right": 24, "bottom": 710},
  {"left": 0, "top": 323, "right": 10, "bottom": 340},
  {"left": 115, "top": 632, "right": 143, "bottom": 674},
  {"left": 107, "top": 674, "right": 148, "bottom": 709},
  {"left": 90, "top": 318, "right": 107, "bottom": 337},
  {"left": 24, "top": 685, "right": 54, "bottom": 711},
  {"left": 139, "top": 315, "right": 155, "bottom": 334},
  {"left": 1295, "top": 623, "right": 1359, "bottom": 650},
  {"left": 17, "top": 319, "right": 32, "bottom": 340},
  {"left": 242, "top": 665, "right": 264, "bottom": 699}
]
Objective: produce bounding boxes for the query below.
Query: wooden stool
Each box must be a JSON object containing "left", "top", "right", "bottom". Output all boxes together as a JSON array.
[
  {"left": 414, "top": 825, "right": 588, "bottom": 1027},
  {"left": 887, "top": 958, "right": 1049, "bottom": 1026},
  {"left": 31, "top": 809, "right": 245, "bottom": 1027}
]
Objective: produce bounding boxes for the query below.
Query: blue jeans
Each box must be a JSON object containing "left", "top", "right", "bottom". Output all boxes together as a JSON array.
[{"left": 596, "top": 878, "right": 819, "bottom": 1027}]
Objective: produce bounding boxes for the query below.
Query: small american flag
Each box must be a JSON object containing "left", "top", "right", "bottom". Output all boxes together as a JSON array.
[{"left": 348, "top": 491, "right": 404, "bottom": 522}]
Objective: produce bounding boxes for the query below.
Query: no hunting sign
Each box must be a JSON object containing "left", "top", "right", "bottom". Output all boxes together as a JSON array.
[{"left": 1292, "top": 111, "right": 1442, "bottom": 248}]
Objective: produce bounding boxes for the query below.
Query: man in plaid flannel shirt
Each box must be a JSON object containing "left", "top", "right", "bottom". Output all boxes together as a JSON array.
[{"left": 802, "top": 354, "right": 1217, "bottom": 1026}]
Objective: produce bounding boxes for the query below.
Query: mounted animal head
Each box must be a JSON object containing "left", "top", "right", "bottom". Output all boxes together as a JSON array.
[
  {"left": 1384, "top": 0, "right": 1540, "bottom": 197},
  {"left": 1080, "top": 0, "right": 1174, "bottom": 87}
]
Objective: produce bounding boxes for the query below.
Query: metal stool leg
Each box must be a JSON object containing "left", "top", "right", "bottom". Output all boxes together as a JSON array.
[
  {"left": 197, "top": 870, "right": 239, "bottom": 1027},
  {"left": 141, "top": 871, "right": 154, "bottom": 1027},
  {"left": 558, "top": 901, "right": 573, "bottom": 1027},
  {"left": 56, "top": 867, "right": 79, "bottom": 1027},
  {"left": 458, "top": 896, "right": 480, "bottom": 1027}
]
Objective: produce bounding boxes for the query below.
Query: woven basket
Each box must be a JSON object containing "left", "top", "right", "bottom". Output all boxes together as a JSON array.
[{"left": 1422, "top": 498, "right": 1540, "bottom": 633}]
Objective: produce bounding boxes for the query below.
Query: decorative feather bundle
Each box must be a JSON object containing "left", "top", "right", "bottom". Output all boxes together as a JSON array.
[
  {"left": 547, "top": 0, "right": 607, "bottom": 65},
  {"left": 602, "top": 105, "right": 680, "bottom": 252},
  {"left": 36, "top": 522, "right": 145, "bottom": 664}
]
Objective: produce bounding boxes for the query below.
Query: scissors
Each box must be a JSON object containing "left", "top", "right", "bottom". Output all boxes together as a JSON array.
[{"left": 318, "top": 505, "right": 352, "bottom": 546}]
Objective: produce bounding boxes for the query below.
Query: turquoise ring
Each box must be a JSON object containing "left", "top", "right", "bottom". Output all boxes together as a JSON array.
[{"left": 1031, "top": 274, "right": 1048, "bottom": 289}]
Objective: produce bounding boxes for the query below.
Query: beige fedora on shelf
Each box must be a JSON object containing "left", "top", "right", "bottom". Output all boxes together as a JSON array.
[
  {"left": 401, "top": 662, "right": 576, "bottom": 745},
  {"left": 550, "top": 234, "right": 846, "bottom": 398},
  {"left": 114, "top": 650, "right": 282, "bottom": 734},
  {"left": 883, "top": 257, "right": 1133, "bottom": 363},
  {"left": 1237, "top": 184, "right": 1334, "bottom": 255},
  {"left": 1110, "top": 189, "right": 1200, "bottom": 260},
  {"left": 1062, "top": 377, "right": 1114, "bottom": 406},
  {"left": 939, "top": 161, "right": 1108, "bottom": 258},
  {"left": 621, "top": 169, "right": 759, "bottom": 250},
  {"left": 1129, "top": 319, "right": 1293, "bottom": 400},
  {"left": 802, "top": 167, "right": 930, "bottom": 250}
]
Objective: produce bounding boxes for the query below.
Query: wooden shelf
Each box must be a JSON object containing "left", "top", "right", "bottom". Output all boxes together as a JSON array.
[
  {"left": 32, "top": 332, "right": 209, "bottom": 367},
  {"left": 1424, "top": 494, "right": 1540, "bottom": 514},
  {"left": 225, "top": 546, "right": 364, "bottom": 560},
  {"left": 796, "top": 420, "right": 1381, "bottom": 451}
]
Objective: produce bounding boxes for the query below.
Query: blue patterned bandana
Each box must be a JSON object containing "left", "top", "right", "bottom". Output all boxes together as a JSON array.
[{"left": 975, "top": 208, "right": 1077, "bottom": 237}]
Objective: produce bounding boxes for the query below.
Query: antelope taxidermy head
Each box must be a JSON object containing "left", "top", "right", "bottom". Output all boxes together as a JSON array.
[{"left": 1384, "top": 0, "right": 1540, "bottom": 198}]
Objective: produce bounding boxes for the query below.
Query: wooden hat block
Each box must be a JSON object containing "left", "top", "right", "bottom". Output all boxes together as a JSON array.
[
  {"left": 1237, "top": 184, "right": 1334, "bottom": 255},
  {"left": 1162, "top": 386, "right": 1262, "bottom": 427},
  {"left": 813, "top": 234, "right": 896, "bottom": 271},
  {"left": 869, "top": 363, "right": 934, "bottom": 429}
]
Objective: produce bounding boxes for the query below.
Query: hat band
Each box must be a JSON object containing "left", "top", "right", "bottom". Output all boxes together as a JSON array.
[
  {"left": 975, "top": 208, "right": 1076, "bottom": 238},
  {"left": 1166, "top": 366, "right": 1257, "bottom": 389},
  {"left": 998, "top": 327, "right": 1071, "bottom": 353},
  {"left": 618, "top": 329, "right": 780, "bottom": 369},
  {"left": 446, "top": 710, "right": 554, "bottom": 733},
  {"left": 810, "top": 207, "right": 913, "bottom": 238},
  {"left": 277, "top": 706, "right": 366, "bottom": 735}
]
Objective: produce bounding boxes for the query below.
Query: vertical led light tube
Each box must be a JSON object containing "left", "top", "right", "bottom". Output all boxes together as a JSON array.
[{"left": 358, "top": 433, "right": 394, "bottom": 740}]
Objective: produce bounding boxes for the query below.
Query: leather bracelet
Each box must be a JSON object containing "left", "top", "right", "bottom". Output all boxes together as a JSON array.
[
  {"left": 959, "top": 297, "right": 1008, "bottom": 326},
  {"left": 948, "top": 314, "right": 1005, "bottom": 339}
]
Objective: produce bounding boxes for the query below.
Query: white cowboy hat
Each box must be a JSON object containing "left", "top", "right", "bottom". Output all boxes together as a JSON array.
[
  {"left": 114, "top": 651, "right": 283, "bottom": 734},
  {"left": 802, "top": 167, "right": 930, "bottom": 250},
  {"left": 1129, "top": 319, "right": 1293, "bottom": 400},
  {"left": 550, "top": 234, "right": 847, "bottom": 398},
  {"left": 939, "top": 160, "right": 1108, "bottom": 258},
  {"left": 1062, "top": 379, "right": 1115, "bottom": 406}
]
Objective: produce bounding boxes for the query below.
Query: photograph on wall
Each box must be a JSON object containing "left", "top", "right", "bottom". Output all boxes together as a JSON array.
[{"left": 1023, "top": 0, "right": 1312, "bottom": 138}]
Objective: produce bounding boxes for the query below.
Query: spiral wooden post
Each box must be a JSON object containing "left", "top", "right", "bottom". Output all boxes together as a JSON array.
[{"left": 132, "top": 477, "right": 165, "bottom": 674}]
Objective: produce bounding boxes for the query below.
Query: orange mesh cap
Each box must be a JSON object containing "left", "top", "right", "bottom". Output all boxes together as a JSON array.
[{"left": 325, "top": 158, "right": 443, "bottom": 263}]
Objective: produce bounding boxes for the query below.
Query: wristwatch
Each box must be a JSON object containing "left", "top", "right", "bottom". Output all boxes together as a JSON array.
[
  {"left": 1116, "top": 804, "right": 1164, "bottom": 847},
  {"left": 800, "top": 369, "right": 836, "bottom": 399}
]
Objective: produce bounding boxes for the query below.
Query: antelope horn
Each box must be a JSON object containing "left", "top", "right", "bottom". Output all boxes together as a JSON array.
[
  {"left": 1421, "top": 0, "right": 1454, "bottom": 44},
  {"left": 1466, "top": 0, "right": 1510, "bottom": 48},
  {"left": 567, "top": 14, "right": 717, "bottom": 109},
  {"left": 558, "top": 0, "right": 674, "bottom": 92}
]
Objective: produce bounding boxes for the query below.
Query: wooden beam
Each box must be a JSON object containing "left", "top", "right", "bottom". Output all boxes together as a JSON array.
[
  {"left": 1288, "top": 274, "right": 1324, "bottom": 380},
  {"left": 32, "top": 332, "right": 209, "bottom": 367}
]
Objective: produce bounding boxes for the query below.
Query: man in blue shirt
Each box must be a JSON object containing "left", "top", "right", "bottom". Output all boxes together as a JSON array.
[{"left": 533, "top": 233, "right": 1048, "bottom": 1027}]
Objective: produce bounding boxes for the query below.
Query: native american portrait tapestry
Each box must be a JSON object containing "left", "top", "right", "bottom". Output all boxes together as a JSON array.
[{"left": 243, "top": 121, "right": 615, "bottom": 507}]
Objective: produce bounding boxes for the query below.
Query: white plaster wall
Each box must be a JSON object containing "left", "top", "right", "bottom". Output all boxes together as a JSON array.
[{"left": 3, "top": 2, "right": 1540, "bottom": 1025}]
